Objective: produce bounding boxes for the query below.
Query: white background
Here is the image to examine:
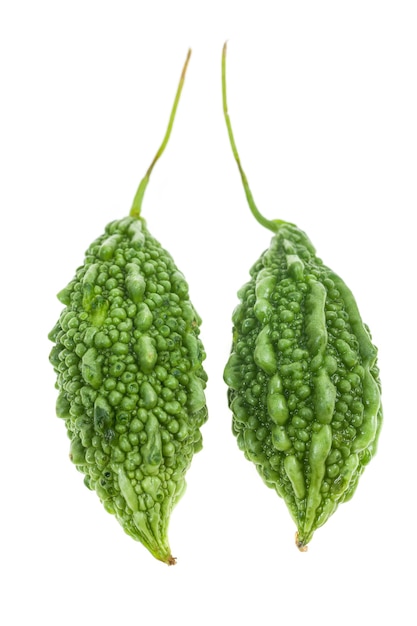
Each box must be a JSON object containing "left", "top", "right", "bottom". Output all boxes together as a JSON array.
[{"left": 1, "top": 1, "right": 416, "bottom": 624}]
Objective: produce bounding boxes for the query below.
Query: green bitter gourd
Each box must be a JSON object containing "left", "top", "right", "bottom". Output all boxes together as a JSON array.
[
  {"left": 222, "top": 43, "right": 382, "bottom": 550},
  {"left": 48, "top": 50, "right": 208, "bottom": 565}
]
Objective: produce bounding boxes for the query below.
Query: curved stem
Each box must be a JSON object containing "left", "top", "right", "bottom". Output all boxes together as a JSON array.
[
  {"left": 222, "top": 42, "right": 283, "bottom": 233},
  {"left": 130, "top": 49, "right": 192, "bottom": 218}
]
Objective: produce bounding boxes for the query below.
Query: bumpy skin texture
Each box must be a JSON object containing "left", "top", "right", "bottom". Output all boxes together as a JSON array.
[
  {"left": 49, "top": 215, "right": 208, "bottom": 564},
  {"left": 224, "top": 222, "right": 382, "bottom": 549}
]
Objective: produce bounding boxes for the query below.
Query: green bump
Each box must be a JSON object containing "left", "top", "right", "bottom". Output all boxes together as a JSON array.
[
  {"left": 310, "top": 424, "right": 332, "bottom": 465},
  {"left": 134, "top": 302, "right": 153, "bottom": 331},
  {"left": 81, "top": 347, "right": 103, "bottom": 389},
  {"left": 70, "top": 437, "right": 86, "bottom": 465},
  {"left": 302, "top": 424, "right": 333, "bottom": 538},
  {"left": 315, "top": 499, "right": 338, "bottom": 529},
  {"left": 89, "top": 296, "right": 109, "bottom": 327},
  {"left": 118, "top": 468, "right": 139, "bottom": 512},
  {"left": 99, "top": 234, "right": 121, "bottom": 261},
  {"left": 142, "top": 476, "right": 162, "bottom": 500},
  {"left": 125, "top": 263, "right": 146, "bottom": 303},
  {"left": 232, "top": 303, "right": 244, "bottom": 326},
  {"left": 82, "top": 263, "right": 99, "bottom": 311},
  {"left": 284, "top": 455, "right": 306, "bottom": 500},
  {"left": 128, "top": 219, "right": 146, "bottom": 248},
  {"left": 141, "top": 381, "right": 158, "bottom": 409},
  {"left": 80, "top": 385, "right": 96, "bottom": 407},
  {"left": 165, "top": 400, "right": 181, "bottom": 415},
  {"left": 56, "top": 392, "right": 70, "bottom": 419},
  {"left": 314, "top": 369, "right": 336, "bottom": 425},
  {"left": 142, "top": 414, "right": 162, "bottom": 472},
  {"left": 223, "top": 352, "right": 242, "bottom": 390},
  {"left": 57, "top": 285, "right": 72, "bottom": 305},
  {"left": 253, "top": 297, "right": 272, "bottom": 323},
  {"left": 48, "top": 321, "right": 61, "bottom": 343},
  {"left": 267, "top": 392, "right": 289, "bottom": 425},
  {"left": 135, "top": 335, "right": 158, "bottom": 373},
  {"left": 94, "top": 331, "right": 112, "bottom": 349},
  {"left": 337, "top": 453, "right": 359, "bottom": 498},
  {"left": 282, "top": 238, "right": 295, "bottom": 254},
  {"left": 83, "top": 263, "right": 99, "bottom": 287},
  {"left": 255, "top": 271, "right": 276, "bottom": 300},
  {"left": 183, "top": 332, "right": 199, "bottom": 369},
  {"left": 271, "top": 425, "right": 292, "bottom": 452},
  {"left": 84, "top": 326, "right": 98, "bottom": 346},
  {"left": 253, "top": 325, "right": 277, "bottom": 375},
  {"left": 352, "top": 368, "right": 380, "bottom": 452},
  {"left": 244, "top": 429, "right": 263, "bottom": 460},
  {"left": 330, "top": 271, "right": 378, "bottom": 366},
  {"left": 171, "top": 271, "right": 189, "bottom": 298},
  {"left": 268, "top": 373, "right": 283, "bottom": 394},
  {"left": 230, "top": 396, "right": 249, "bottom": 424},
  {"left": 305, "top": 280, "right": 327, "bottom": 356},
  {"left": 187, "top": 375, "right": 206, "bottom": 414},
  {"left": 94, "top": 395, "right": 112, "bottom": 431},
  {"left": 286, "top": 254, "right": 304, "bottom": 281}
]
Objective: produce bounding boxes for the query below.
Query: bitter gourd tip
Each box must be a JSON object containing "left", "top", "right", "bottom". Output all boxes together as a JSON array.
[
  {"left": 295, "top": 533, "right": 308, "bottom": 552},
  {"left": 130, "top": 48, "right": 192, "bottom": 219}
]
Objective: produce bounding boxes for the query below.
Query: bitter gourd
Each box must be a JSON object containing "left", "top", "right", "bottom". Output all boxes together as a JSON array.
[
  {"left": 48, "top": 50, "right": 208, "bottom": 565},
  {"left": 222, "top": 43, "right": 382, "bottom": 550}
]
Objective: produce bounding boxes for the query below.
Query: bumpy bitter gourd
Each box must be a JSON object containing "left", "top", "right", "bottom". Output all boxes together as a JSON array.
[
  {"left": 48, "top": 50, "right": 208, "bottom": 565},
  {"left": 222, "top": 43, "right": 382, "bottom": 550}
]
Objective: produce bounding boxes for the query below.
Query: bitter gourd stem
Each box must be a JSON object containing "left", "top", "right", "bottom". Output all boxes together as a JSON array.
[
  {"left": 222, "top": 42, "right": 284, "bottom": 234},
  {"left": 130, "top": 48, "right": 192, "bottom": 218}
]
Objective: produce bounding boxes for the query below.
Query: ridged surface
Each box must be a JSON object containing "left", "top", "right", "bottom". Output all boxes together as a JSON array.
[
  {"left": 224, "top": 222, "right": 382, "bottom": 548},
  {"left": 49, "top": 216, "right": 208, "bottom": 564}
]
